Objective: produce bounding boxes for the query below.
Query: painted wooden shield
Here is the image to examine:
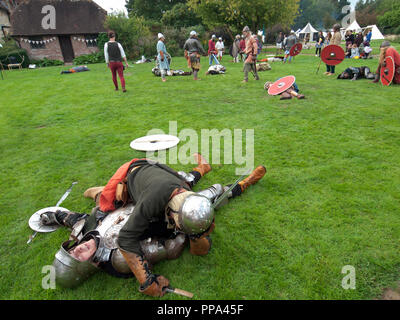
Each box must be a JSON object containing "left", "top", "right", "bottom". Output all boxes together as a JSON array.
[
  {"left": 268, "top": 76, "right": 296, "bottom": 96},
  {"left": 130, "top": 134, "right": 180, "bottom": 152},
  {"left": 290, "top": 43, "right": 303, "bottom": 57},
  {"left": 321, "top": 45, "right": 345, "bottom": 66},
  {"left": 381, "top": 56, "right": 395, "bottom": 86}
]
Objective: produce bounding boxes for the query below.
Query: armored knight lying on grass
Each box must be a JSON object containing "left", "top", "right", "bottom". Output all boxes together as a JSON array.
[{"left": 41, "top": 154, "right": 266, "bottom": 297}]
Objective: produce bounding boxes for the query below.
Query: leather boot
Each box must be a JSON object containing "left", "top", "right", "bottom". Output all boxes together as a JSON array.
[
  {"left": 189, "top": 237, "right": 212, "bottom": 256},
  {"left": 372, "top": 74, "right": 380, "bottom": 83},
  {"left": 192, "top": 153, "right": 212, "bottom": 177},
  {"left": 119, "top": 249, "right": 170, "bottom": 297},
  {"left": 83, "top": 187, "right": 104, "bottom": 204},
  {"left": 239, "top": 166, "right": 267, "bottom": 192},
  {"left": 297, "top": 94, "right": 306, "bottom": 99}
]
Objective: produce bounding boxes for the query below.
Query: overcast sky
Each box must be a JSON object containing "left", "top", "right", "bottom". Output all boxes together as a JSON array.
[
  {"left": 93, "top": 0, "right": 127, "bottom": 14},
  {"left": 93, "top": 0, "right": 358, "bottom": 14}
]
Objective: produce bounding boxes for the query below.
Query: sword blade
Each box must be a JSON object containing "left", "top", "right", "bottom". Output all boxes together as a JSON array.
[
  {"left": 212, "top": 171, "right": 250, "bottom": 209},
  {"left": 56, "top": 182, "right": 78, "bottom": 207}
]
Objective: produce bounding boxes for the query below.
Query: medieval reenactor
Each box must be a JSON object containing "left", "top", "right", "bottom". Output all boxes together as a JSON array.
[
  {"left": 264, "top": 79, "right": 306, "bottom": 100},
  {"left": 283, "top": 31, "right": 298, "bottom": 64},
  {"left": 104, "top": 31, "right": 129, "bottom": 92},
  {"left": 242, "top": 26, "right": 260, "bottom": 83},
  {"left": 372, "top": 41, "right": 400, "bottom": 85},
  {"left": 41, "top": 154, "right": 267, "bottom": 297},
  {"left": 337, "top": 66, "right": 375, "bottom": 81},
  {"left": 156, "top": 33, "right": 171, "bottom": 82},
  {"left": 184, "top": 31, "right": 207, "bottom": 81}
]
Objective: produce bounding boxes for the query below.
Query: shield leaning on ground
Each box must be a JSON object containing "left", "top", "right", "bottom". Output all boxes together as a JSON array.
[
  {"left": 381, "top": 56, "right": 395, "bottom": 86},
  {"left": 321, "top": 45, "right": 345, "bottom": 66},
  {"left": 268, "top": 75, "right": 296, "bottom": 96},
  {"left": 28, "top": 207, "right": 70, "bottom": 233},
  {"left": 130, "top": 134, "right": 180, "bottom": 152},
  {"left": 290, "top": 43, "right": 303, "bottom": 57}
]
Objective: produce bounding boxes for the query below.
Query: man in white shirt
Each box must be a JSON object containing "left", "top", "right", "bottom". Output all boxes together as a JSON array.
[{"left": 216, "top": 38, "right": 225, "bottom": 62}]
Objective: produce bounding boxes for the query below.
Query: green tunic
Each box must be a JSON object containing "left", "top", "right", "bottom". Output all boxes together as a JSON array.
[{"left": 117, "top": 161, "right": 190, "bottom": 255}]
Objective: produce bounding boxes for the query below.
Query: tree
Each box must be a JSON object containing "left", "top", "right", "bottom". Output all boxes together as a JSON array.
[
  {"left": 125, "top": 0, "right": 186, "bottom": 21},
  {"left": 187, "top": 0, "right": 300, "bottom": 34},
  {"left": 161, "top": 2, "right": 202, "bottom": 28},
  {"left": 293, "top": 0, "right": 337, "bottom": 30},
  {"left": 105, "top": 13, "right": 151, "bottom": 59},
  {"left": 378, "top": 1, "right": 400, "bottom": 32}
]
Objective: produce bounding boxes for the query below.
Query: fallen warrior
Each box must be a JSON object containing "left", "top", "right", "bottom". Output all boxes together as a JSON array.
[
  {"left": 337, "top": 66, "right": 375, "bottom": 81},
  {"left": 41, "top": 154, "right": 266, "bottom": 297},
  {"left": 205, "top": 64, "right": 226, "bottom": 75},
  {"left": 264, "top": 80, "right": 305, "bottom": 100},
  {"left": 152, "top": 67, "right": 192, "bottom": 77}
]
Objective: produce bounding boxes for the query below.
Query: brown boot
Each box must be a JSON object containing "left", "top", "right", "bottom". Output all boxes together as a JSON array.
[
  {"left": 84, "top": 187, "right": 104, "bottom": 205},
  {"left": 119, "top": 249, "right": 170, "bottom": 297},
  {"left": 297, "top": 94, "right": 306, "bottom": 99},
  {"left": 239, "top": 166, "right": 267, "bottom": 192},
  {"left": 83, "top": 187, "right": 104, "bottom": 200},
  {"left": 192, "top": 153, "right": 212, "bottom": 177}
]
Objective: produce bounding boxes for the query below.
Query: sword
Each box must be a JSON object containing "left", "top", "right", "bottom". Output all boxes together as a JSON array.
[
  {"left": 165, "top": 286, "right": 194, "bottom": 299},
  {"left": 212, "top": 170, "right": 250, "bottom": 209},
  {"left": 326, "top": 58, "right": 343, "bottom": 62},
  {"left": 27, "top": 181, "right": 78, "bottom": 244}
]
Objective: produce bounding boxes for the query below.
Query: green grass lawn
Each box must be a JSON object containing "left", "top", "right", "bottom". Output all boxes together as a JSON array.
[{"left": 1, "top": 41, "right": 400, "bottom": 300}]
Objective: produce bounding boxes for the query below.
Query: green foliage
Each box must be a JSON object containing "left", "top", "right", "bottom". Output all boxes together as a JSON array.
[
  {"left": 188, "top": 0, "right": 300, "bottom": 33},
  {"left": 378, "top": 2, "right": 400, "bottom": 32},
  {"left": 96, "top": 32, "right": 109, "bottom": 57},
  {"left": 161, "top": 3, "right": 202, "bottom": 28},
  {"left": 0, "top": 43, "right": 30, "bottom": 68},
  {"left": 105, "top": 13, "right": 151, "bottom": 59},
  {"left": 126, "top": 0, "right": 186, "bottom": 21},
  {"left": 73, "top": 52, "right": 105, "bottom": 65},
  {"left": 30, "top": 58, "right": 64, "bottom": 67}
]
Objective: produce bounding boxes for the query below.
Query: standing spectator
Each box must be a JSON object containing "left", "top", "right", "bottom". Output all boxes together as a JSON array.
[
  {"left": 326, "top": 32, "right": 332, "bottom": 45},
  {"left": 315, "top": 31, "right": 325, "bottom": 57},
  {"left": 276, "top": 32, "right": 284, "bottom": 55},
  {"left": 232, "top": 35, "right": 241, "bottom": 63},
  {"left": 104, "top": 30, "right": 129, "bottom": 92},
  {"left": 208, "top": 35, "right": 219, "bottom": 66},
  {"left": 365, "top": 28, "right": 372, "bottom": 45},
  {"left": 156, "top": 33, "right": 170, "bottom": 82},
  {"left": 325, "top": 24, "right": 342, "bottom": 76},
  {"left": 216, "top": 37, "right": 225, "bottom": 62}
]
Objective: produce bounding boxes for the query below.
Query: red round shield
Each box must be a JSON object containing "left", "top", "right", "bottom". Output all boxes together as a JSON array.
[
  {"left": 321, "top": 45, "right": 345, "bottom": 66},
  {"left": 381, "top": 56, "right": 395, "bottom": 86},
  {"left": 268, "top": 76, "right": 296, "bottom": 96},
  {"left": 290, "top": 43, "right": 303, "bottom": 57}
]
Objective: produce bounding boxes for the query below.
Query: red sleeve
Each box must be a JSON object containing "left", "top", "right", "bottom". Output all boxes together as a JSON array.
[
  {"left": 99, "top": 159, "right": 140, "bottom": 212},
  {"left": 387, "top": 48, "right": 400, "bottom": 66}
]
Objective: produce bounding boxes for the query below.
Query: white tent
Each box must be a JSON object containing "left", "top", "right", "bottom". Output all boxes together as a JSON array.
[
  {"left": 365, "top": 25, "right": 385, "bottom": 40},
  {"left": 299, "top": 22, "right": 319, "bottom": 41},
  {"left": 346, "top": 20, "right": 362, "bottom": 32}
]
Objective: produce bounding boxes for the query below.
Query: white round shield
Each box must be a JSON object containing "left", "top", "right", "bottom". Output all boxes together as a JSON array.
[
  {"left": 130, "top": 134, "right": 180, "bottom": 152},
  {"left": 28, "top": 206, "right": 70, "bottom": 233}
]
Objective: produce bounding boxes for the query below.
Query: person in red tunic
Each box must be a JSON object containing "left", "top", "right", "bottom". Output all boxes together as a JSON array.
[
  {"left": 208, "top": 35, "right": 219, "bottom": 66},
  {"left": 373, "top": 41, "right": 400, "bottom": 85}
]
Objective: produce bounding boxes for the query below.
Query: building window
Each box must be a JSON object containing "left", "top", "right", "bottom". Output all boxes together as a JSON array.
[
  {"left": 29, "top": 36, "right": 46, "bottom": 49},
  {"left": 85, "top": 34, "right": 98, "bottom": 47}
]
